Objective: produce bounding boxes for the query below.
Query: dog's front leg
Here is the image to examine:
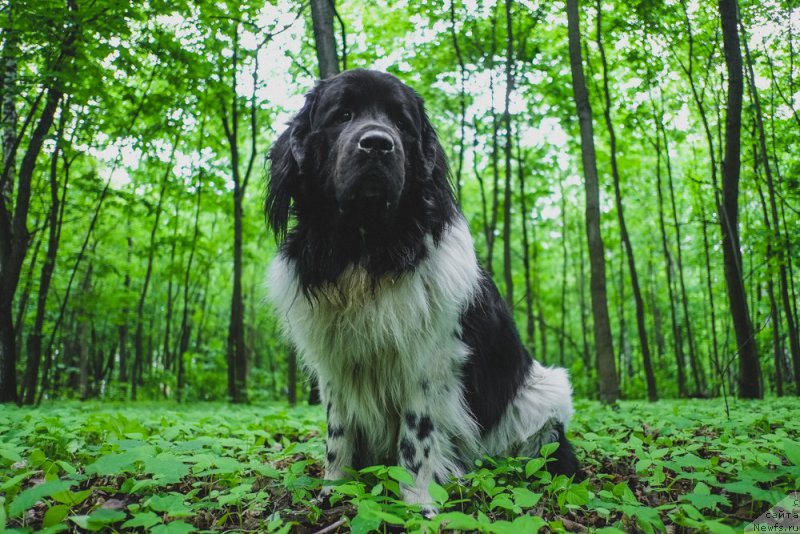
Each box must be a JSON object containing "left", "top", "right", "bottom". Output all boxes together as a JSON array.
[
  {"left": 396, "top": 385, "right": 461, "bottom": 516},
  {"left": 322, "top": 390, "right": 355, "bottom": 488}
]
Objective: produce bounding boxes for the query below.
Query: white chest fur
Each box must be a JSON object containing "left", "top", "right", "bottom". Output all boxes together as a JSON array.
[{"left": 267, "top": 218, "right": 481, "bottom": 452}]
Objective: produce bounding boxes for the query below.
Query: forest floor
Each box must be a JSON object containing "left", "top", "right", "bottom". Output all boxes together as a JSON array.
[{"left": 0, "top": 397, "right": 798, "bottom": 533}]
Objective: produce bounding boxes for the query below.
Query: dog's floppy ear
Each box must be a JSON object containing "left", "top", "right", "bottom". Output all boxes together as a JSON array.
[
  {"left": 266, "top": 94, "right": 315, "bottom": 240},
  {"left": 420, "top": 104, "right": 448, "bottom": 181}
]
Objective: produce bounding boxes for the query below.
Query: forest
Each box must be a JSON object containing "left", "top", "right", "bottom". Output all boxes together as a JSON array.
[{"left": 0, "top": 0, "right": 799, "bottom": 532}]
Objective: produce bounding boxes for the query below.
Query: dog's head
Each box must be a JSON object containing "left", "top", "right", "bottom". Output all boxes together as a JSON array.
[{"left": 267, "top": 69, "right": 450, "bottom": 240}]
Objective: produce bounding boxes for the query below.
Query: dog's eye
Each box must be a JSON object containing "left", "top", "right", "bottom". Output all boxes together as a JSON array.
[
  {"left": 338, "top": 110, "right": 352, "bottom": 123},
  {"left": 395, "top": 118, "right": 409, "bottom": 132}
]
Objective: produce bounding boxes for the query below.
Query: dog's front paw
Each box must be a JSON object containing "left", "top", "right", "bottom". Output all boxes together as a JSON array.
[{"left": 401, "top": 485, "right": 438, "bottom": 518}]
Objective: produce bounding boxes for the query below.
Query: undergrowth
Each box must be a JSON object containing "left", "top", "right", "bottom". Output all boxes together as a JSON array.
[{"left": 0, "top": 398, "right": 798, "bottom": 532}]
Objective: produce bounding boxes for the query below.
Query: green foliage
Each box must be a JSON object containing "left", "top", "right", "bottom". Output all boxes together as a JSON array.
[{"left": 1, "top": 398, "right": 797, "bottom": 532}]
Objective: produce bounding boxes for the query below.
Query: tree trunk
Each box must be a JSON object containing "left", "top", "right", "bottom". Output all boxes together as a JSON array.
[
  {"left": 566, "top": 0, "right": 619, "bottom": 403},
  {"left": 596, "top": 0, "right": 656, "bottom": 400},
  {"left": 78, "top": 263, "right": 93, "bottom": 400},
  {"left": 501, "top": 0, "right": 514, "bottom": 310},
  {"left": 741, "top": 22, "right": 800, "bottom": 395},
  {"left": 487, "top": 13, "right": 499, "bottom": 276},
  {"left": 22, "top": 101, "right": 68, "bottom": 404},
  {"left": 177, "top": 170, "right": 203, "bottom": 402},
  {"left": 516, "top": 133, "right": 535, "bottom": 356},
  {"left": 162, "top": 202, "right": 179, "bottom": 373},
  {"left": 754, "top": 160, "right": 783, "bottom": 396},
  {"left": 718, "top": 0, "right": 761, "bottom": 398},
  {"left": 132, "top": 144, "right": 176, "bottom": 400},
  {"left": 0, "top": 0, "right": 77, "bottom": 404},
  {"left": 310, "top": 0, "right": 340, "bottom": 78},
  {"left": 559, "top": 181, "right": 568, "bottom": 368},
  {"left": 449, "top": 0, "right": 467, "bottom": 205},
  {"left": 220, "top": 26, "right": 258, "bottom": 405},
  {"left": 651, "top": 104, "right": 687, "bottom": 396},
  {"left": 656, "top": 106, "right": 702, "bottom": 393}
]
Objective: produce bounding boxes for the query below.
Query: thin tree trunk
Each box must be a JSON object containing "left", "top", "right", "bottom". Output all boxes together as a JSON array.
[
  {"left": 651, "top": 113, "right": 686, "bottom": 395},
  {"left": 487, "top": 13, "right": 499, "bottom": 276},
  {"left": 310, "top": 0, "right": 340, "bottom": 78},
  {"left": 502, "top": 0, "right": 514, "bottom": 310},
  {"left": 718, "top": 0, "right": 762, "bottom": 398},
  {"left": 659, "top": 115, "right": 702, "bottom": 393},
  {"left": 449, "top": 0, "right": 467, "bottom": 205},
  {"left": 754, "top": 157, "right": 783, "bottom": 396},
  {"left": 13, "top": 216, "right": 43, "bottom": 357},
  {"left": 161, "top": 202, "right": 179, "bottom": 373},
  {"left": 741, "top": 22, "right": 800, "bottom": 394},
  {"left": 576, "top": 214, "right": 591, "bottom": 368},
  {"left": 78, "top": 263, "right": 93, "bottom": 400},
  {"left": 118, "top": 234, "right": 132, "bottom": 384},
  {"left": 22, "top": 101, "right": 68, "bottom": 404},
  {"left": 132, "top": 142, "right": 177, "bottom": 401},
  {"left": 596, "top": 0, "right": 656, "bottom": 400},
  {"left": 220, "top": 27, "right": 259, "bottom": 405},
  {"left": 700, "top": 200, "right": 723, "bottom": 396},
  {"left": 566, "top": 0, "right": 619, "bottom": 403},
  {"left": 177, "top": 170, "right": 203, "bottom": 401},
  {"left": 559, "top": 181, "right": 568, "bottom": 368},
  {"left": 515, "top": 134, "right": 535, "bottom": 356}
]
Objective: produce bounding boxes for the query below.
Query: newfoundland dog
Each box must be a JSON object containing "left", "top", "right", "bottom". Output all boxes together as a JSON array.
[{"left": 266, "top": 69, "right": 577, "bottom": 509}]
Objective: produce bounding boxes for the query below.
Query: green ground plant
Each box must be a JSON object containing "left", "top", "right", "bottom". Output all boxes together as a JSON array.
[{"left": 1, "top": 398, "right": 798, "bottom": 532}]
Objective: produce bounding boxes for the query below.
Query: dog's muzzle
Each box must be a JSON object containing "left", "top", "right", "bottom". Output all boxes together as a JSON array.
[{"left": 335, "top": 124, "right": 405, "bottom": 219}]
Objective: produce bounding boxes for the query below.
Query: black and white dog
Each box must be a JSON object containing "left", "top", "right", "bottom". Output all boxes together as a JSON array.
[{"left": 266, "top": 69, "right": 577, "bottom": 508}]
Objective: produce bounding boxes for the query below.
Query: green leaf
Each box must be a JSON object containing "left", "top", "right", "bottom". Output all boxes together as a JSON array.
[
  {"left": 511, "top": 515, "right": 547, "bottom": 532},
  {"left": 142, "top": 455, "right": 189, "bottom": 484},
  {"left": 434, "top": 512, "right": 480, "bottom": 530},
  {"left": 680, "top": 487, "right": 730, "bottom": 511},
  {"left": 69, "top": 509, "right": 126, "bottom": 532},
  {"left": 51, "top": 488, "right": 92, "bottom": 506},
  {"left": 525, "top": 458, "right": 546, "bottom": 477},
  {"left": 561, "top": 481, "right": 589, "bottom": 507},
  {"left": 43, "top": 505, "right": 70, "bottom": 528},
  {"left": 9, "top": 480, "right": 75, "bottom": 517},
  {"left": 785, "top": 440, "right": 800, "bottom": 466},
  {"left": 122, "top": 511, "right": 163, "bottom": 529},
  {"left": 428, "top": 481, "right": 449, "bottom": 505},
  {"left": 147, "top": 493, "right": 192, "bottom": 517},
  {"left": 85, "top": 450, "right": 141, "bottom": 476},
  {"left": 512, "top": 487, "right": 542, "bottom": 508},
  {"left": 539, "top": 441, "right": 560, "bottom": 457},
  {"left": 386, "top": 466, "right": 414, "bottom": 485},
  {"left": 150, "top": 520, "right": 196, "bottom": 534},
  {"left": 350, "top": 511, "right": 381, "bottom": 534}
]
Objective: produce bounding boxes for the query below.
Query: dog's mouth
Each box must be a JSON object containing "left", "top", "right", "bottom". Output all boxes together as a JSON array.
[{"left": 335, "top": 168, "right": 404, "bottom": 223}]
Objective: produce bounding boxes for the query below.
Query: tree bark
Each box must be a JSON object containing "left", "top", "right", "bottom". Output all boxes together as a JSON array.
[
  {"left": 741, "top": 22, "right": 800, "bottom": 394},
  {"left": 650, "top": 103, "right": 687, "bottom": 396},
  {"left": 220, "top": 26, "right": 259, "bottom": 404},
  {"left": 502, "top": 0, "right": 514, "bottom": 310},
  {"left": 596, "top": 0, "right": 656, "bottom": 400},
  {"left": 22, "top": 100, "right": 68, "bottom": 404},
  {"left": 310, "top": 0, "right": 340, "bottom": 78},
  {"left": 566, "top": 0, "right": 619, "bottom": 403},
  {"left": 449, "top": 0, "right": 467, "bottom": 205},
  {"left": 717, "top": 0, "right": 761, "bottom": 398},
  {"left": 177, "top": 166, "right": 204, "bottom": 402},
  {"left": 132, "top": 143, "right": 177, "bottom": 400},
  {"left": 516, "top": 133, "right": 535, "bottom": 356}
]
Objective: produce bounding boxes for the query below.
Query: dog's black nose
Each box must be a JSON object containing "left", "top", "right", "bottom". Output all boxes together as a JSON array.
[{"left": 358, "top": 130, "right": 394, "bottom": 154}]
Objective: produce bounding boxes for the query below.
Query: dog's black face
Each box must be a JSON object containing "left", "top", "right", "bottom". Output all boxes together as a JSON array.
[{"left": 268, "top": 70, "right": 456, "bottom": 290}]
